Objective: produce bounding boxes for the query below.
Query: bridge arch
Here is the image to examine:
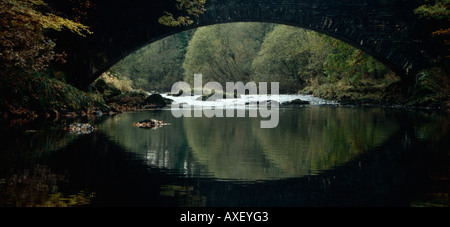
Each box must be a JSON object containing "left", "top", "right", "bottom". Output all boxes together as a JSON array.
[{"left": 49, "top": 0, "right": 442, "bottom": 88}]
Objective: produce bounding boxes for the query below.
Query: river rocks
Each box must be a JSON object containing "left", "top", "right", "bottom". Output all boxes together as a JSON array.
[
  {"left": 196, "top": 92, "right": 223, "bottom": 101},
  {"left": 67, "top": 123, "right": 95, "bottom": 135},
  {"left": 196, "top": 90, "right": 241, "bottom": 101},
  {"left": 197, "top": 92, "right": 215, "bottom": 101},
  {"left": 133, "top": 119, "right": 170, "bottom": 129},
  {"left": 245, "top": 100, "right": 279, "bottom": 105},
  {"left": 167, "top": 89, "right": 186, "bottom": 97},
  {"left": 281, "top": 99, "right": 310, "bottom": 106},
  {"left": 144, "top": 94, "right": 168, "bottom": 108}
]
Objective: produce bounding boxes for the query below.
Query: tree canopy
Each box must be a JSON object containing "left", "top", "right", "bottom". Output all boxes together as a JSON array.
[
  {"left": 0, "top": 0, "right": 92, "bottom": 73},
  {"left": 112, "top": 22, "right": 393, "bottom": 94},
  {"left": 183, "top": 22, "right": 273, "bottom": 86},
  {"left": 111, "top": 31, "right": 195, "bottom": 92},
  {"left": 250, "top": 25, "right": 331, "bottom": 93}
]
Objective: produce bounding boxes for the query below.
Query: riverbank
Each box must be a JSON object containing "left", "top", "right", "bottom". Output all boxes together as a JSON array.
[
  {"left": 0, "top": 72, "right": 172, "bottom": 123},
  {"left": 0, "top": 72, "right": 109, "bottom": 121},
  {"left": 1, "top": 70, "right": 448, "bottom": 125},
  {"left": 299, "top": 70, "right": 450, "bottom": 111}
]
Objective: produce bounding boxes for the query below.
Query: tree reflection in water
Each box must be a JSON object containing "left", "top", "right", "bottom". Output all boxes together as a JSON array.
[
  {"left": 0, "top": 106, "right": 448, "bottom": 207},
  {"left": 183, "top": 106, "right": 399, "bottom": 180}
]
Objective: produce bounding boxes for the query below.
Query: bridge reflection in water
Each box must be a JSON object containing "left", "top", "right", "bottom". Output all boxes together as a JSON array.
[
  {"left": 99, "top": 106, "right": 399, "bottom": 181},
  {"left": 0, "top": 105, "right": 448, "bottom": 207}
]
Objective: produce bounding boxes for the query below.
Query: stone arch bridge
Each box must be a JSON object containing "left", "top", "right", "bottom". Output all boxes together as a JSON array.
[{"left": 49, "top": 0, "right": 446, "bottom": 88}]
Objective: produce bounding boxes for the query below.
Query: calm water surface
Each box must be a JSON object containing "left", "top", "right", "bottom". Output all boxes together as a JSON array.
[{"left": 0, "top": 96, "right": 449, "bottom": 207}]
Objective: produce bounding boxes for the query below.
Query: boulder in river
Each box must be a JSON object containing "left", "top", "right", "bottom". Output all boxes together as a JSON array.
[
  {"left": 133, "top": 119, "right": 170, "bottom": 129},
  {"left": 245, "top": 100, "right": 279, "bottom": 105},
  {"left": 144, "top": 94, "right": 168, "bottom": 107},
  {"left": 196, "top": 90, "right": 241, "bottom": 101},
  {"left": 68, "top": 123, "right": 95, "bottom": 135}
]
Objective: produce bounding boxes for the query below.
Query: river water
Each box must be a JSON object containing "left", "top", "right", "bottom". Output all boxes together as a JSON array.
[{"left": 0, "top": 95, "right": 448, "bottom": 207}]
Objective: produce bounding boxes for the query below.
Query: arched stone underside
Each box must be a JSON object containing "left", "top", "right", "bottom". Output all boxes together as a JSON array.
[{"left": 49, "top": 0, "right": 447, "bottom": 88}]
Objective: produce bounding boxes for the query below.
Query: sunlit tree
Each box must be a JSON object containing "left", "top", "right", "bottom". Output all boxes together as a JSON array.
[
  {"left": 183, "top": 23, "right": 273, "bottom": 86},
  {"left": 250, "top": 25, "right": 331, "bottom": 93},
  {"left": 0, "top": 0, "right": 92, "bottom": 73},
  {"left": 111, "top": 31, "right": 194, "bottom": 92}
]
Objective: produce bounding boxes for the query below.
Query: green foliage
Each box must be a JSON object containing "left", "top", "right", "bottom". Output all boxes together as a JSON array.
[
  {"left": 322, "top": 36, "right": 389, "bottom": 86},
  {"left": 250, "top": 25, "right": 330, "bottom": 93},
  {"left": 114, "top": 23, "right": 394, "bottom": 95},
  {"left": 411, "top": 1, "right": 450, "bottom": 107},
  {"left": 158, "top": 0, "right": 206, "bottom": 27},
  {"left": 183, "top": 22, "right": 273, "bottom": 86},
  {"left": 0, "top": 0, "right": 97, "bottom": 118},
  {"left": 250, "top": 25, "right": 308, "bottom": 93},
  {"left": 410, "top": 67, "right": 450, "bottom": 107},
  {"left": 250, "top": 25, "right": 389, "bottom": 93},
  {"left": 111, "top": 31, "right": 195, "bottom": 92},
  {"left": 414, "top": 0, "right": 450, "bottom": 20},
  {"left": 0, "top": 0, "right": 92, "bottom": 73},
  {"left": 0, "top": 71, "right": 108, "bottom": 118},
  {"left": 414, "top": 0, "right": 450, "bottom": 58},
  {"left": 94, "top": 71, "right": 133, "bottom": 93}
]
